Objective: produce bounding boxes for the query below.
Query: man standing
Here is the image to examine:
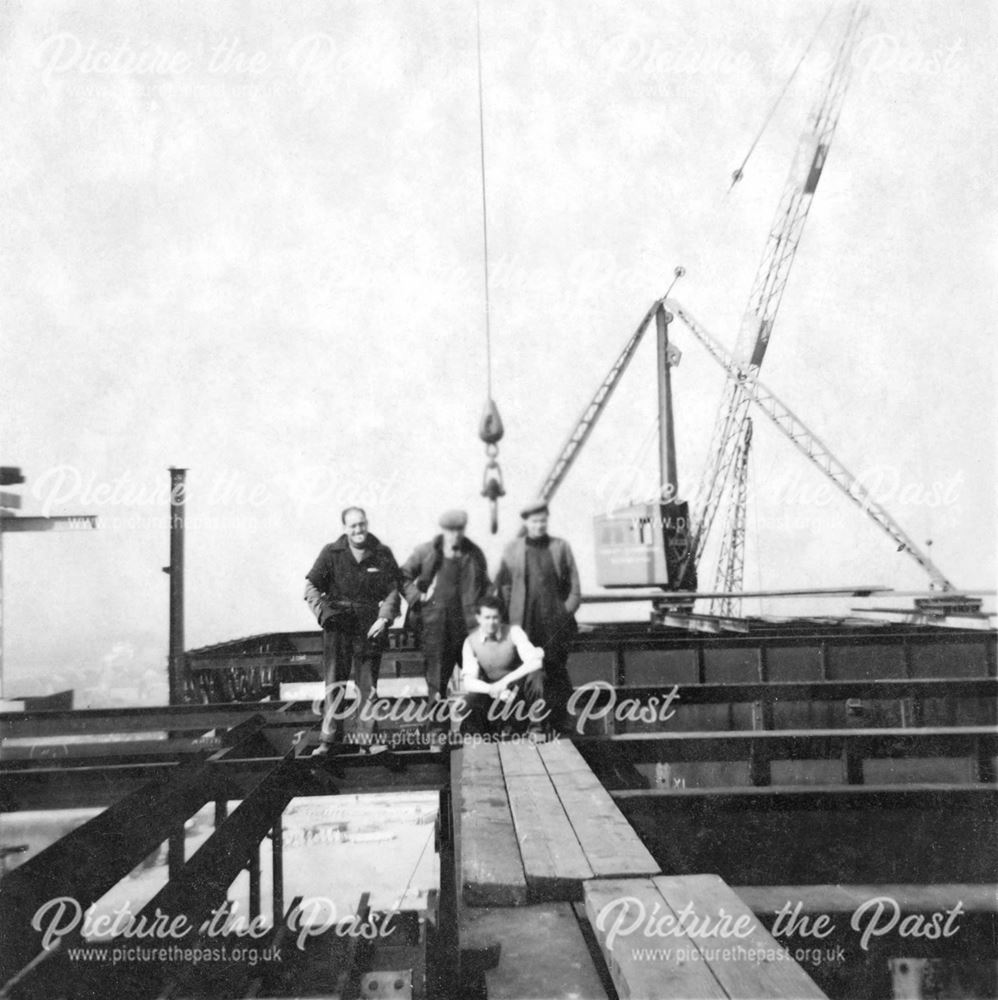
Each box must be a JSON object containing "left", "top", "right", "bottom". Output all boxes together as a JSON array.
[
  {"left": 304, "top": 507, "right": 401, "bottom": 753},
  {"left": 400, "top": 510, "right": 491, "bottom": 710},
  {"left": 458, "top": 596, "right": 544, "bottom": 735},
  {"left": 496, "top": 500, "right": 581, "bottom": 733}
]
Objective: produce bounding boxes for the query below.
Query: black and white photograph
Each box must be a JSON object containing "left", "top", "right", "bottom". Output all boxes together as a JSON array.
[{"left": 0, "top": 1, "right": 995, "bottom": 998}]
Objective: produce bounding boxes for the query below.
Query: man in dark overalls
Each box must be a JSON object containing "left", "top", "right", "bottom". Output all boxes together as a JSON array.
[
  {"left": 401, "top": 509, "right": 490, "bottom": 725},
  {"left": 496, "top": 500, "right": 581, "bottom": 733},
  {"left": 304, "top": 507, "right": 400, "bottom": 754}
]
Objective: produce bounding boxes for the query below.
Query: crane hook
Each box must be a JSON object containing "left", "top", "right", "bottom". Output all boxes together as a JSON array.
[
  {"left": 479, "top": 399, "right": 505, "bottom": 533},
  {"left": 481, "top": 448, "right": 505, "bottom": 535}
]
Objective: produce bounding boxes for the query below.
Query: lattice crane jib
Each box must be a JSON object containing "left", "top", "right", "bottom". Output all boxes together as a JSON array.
[
  {"left": 691, "top": 4, "right": 868, "bottom": 582},
  {"left": 711, "top": 419, "right": 753, "bottom": 616},
  {"left": 669, "top": 300, "right": 956, "bottom": 593}
]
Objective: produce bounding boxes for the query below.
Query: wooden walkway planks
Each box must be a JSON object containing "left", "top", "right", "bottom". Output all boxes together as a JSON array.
[
  {"left": 456, "top": 745, "right": 830, "bottom": 998},
  {"left": 458, "top": 740, "right": 661, "bottom": 904},
  {"left": 539, "top": 740, "right": 660, "bottom": 879},
  {"left": 585, "top": 877, "right": 728, "bottom": 1000},
  {"left": 585, "top": 875, "right": 828, "bottom": 1000},
  {"left": 654, "top": 874, "right": 826, "bottom": 999},
  {"left": 453, "top": 746, "right": 528, "bottom": 906},
  {"left": 498, "top": 742, "right": 594, "bottom": 899}
]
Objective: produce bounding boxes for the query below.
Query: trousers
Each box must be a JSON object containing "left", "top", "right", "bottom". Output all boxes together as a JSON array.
[
  {"left": 458, "top": 687, "right": 545, "bottom": 736},
  {"left": 319, "top": 629, "right": 381, "bottom": 742},
  {"left": 421, "top": 615, "right": 467, "bottom": 703}
]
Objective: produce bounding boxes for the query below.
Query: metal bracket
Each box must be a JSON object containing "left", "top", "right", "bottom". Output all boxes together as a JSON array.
[{"left": 359, "top": 969, "right": 413, "bottom": 999}]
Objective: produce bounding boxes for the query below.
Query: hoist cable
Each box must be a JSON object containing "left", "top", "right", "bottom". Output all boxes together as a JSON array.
[
  {"left": 728, "top": 6, "right": 833, "bottom": 191},
  {"left": 476, "top": 0, "right": 494, "bottom": 398}
]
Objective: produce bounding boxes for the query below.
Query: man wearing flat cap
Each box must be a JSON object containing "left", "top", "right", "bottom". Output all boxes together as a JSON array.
[
  {"left": 496, "top": 500, "right": 581, "bottom": 732},
  {"left": 401, "top": 509, "right": 491, "bottom": 709}
]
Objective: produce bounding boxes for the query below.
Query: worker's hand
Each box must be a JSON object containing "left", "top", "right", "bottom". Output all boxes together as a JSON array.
[
  {"left": 523, "top": 672, "right": 544, "bottom": 699},
  {"left": 367, "top": 617, "right": 388, "bottom": 639},
  {"left": 492, "top": 685, "right": 514, "bottom": 703}
]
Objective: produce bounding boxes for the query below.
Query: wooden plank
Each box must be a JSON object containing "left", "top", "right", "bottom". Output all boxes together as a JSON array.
[
  {"left": 504, "top": 772, "right": 594, "bottom": 899},
  {"left": 457, "top": 745, "right": 528, "bottom": 906},
  {"left": 654, "top": 874, "right": 826, "bottom": 999},
  {"left": 461, "top": 903, "right": 609, "bottom": 999},
  {"left": 497, "top": 740, "right": 548, "bottom": 776},
  {"left": 584, "top": 877, "right": 727, "bottom": 1000},
  {"left": 547, "top": 766, "right": 659, "bottom": 878},
  {"left": 539, "top": 741, "right": 659, "bottom": 878},
  {"left": 537, "top": 737, "right": 594, "bottom": 774},
  {"left": 499, "top": 743, "right": 593, "bottom": 900}
]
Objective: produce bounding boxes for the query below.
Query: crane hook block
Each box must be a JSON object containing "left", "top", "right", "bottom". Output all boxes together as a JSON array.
[
  {"left": 481, "top": 463, "right": 505, "bottom": 502},
  {"left": 481, "top": 460, "right": 505, "bottom": 535},
  {"left": 478, "top": 398, "right": 505, "bottom": 445}
]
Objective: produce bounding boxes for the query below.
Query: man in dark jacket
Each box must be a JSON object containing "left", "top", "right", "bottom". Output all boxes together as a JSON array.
[
  {"left": 304, "top": 507, "right": 401, "bottom": 753},
  {"left": 400, "top": 509, "right": 491, "bottom": 710},
  {"left": 495, "top": 500, "right": 581, "bottom": 733}
]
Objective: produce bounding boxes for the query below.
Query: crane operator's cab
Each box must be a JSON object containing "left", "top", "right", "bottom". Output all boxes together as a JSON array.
[{"left": 594, "top": 499, "right": 697, "bottom": 590}]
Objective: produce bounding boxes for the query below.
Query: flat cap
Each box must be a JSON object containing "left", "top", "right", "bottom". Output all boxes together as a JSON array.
[
  {"left": 438, "top": 508, "right": 468, "bottom": 529},
  {"left": 519, "top": 499, "right": 549, "bottom": 518}
]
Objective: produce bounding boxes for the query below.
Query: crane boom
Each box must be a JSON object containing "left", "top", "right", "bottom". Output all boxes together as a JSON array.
[
  {"left": 536, "top": 298, "right": 662, "bottom": 502},
  {"left": 668, "top": 300, "right": 956, "bottom": 592},
  {"left": 691, "top": 3, "right": 868, "bottom": 577}
]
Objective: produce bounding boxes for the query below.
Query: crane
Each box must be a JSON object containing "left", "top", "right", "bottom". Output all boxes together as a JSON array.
[
  {"left": 526, "top": 2, "right": 965, "bottom": 605},
  {"left": 534, "top": 270, "right": 686, "bottom": 504},
  {"left": 668, "top": 299, "right": 957, "bottom": 593},
  {"left": 689, "top": 3, "right": 867, "bottom": 611}
]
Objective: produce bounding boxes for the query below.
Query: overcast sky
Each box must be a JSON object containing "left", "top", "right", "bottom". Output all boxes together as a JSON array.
[{"left": 2, "top": 0, "right": 994, "bottom": 703}]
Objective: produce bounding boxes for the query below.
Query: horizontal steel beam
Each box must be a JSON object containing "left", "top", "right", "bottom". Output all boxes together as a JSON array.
[
  {"left": 570, "top": 677, "right": 998, "bottom": 706},
  {"left": 578, "top": 726, "right": 998, "bottom": 764},
  {"left": 0, "top": 750, "right": 450, "bottom": 811},
  {"left": 582, "top": 586, "right": 892, "bottom": 602},
  {"left": 0, "top": 514, "right": 97, "bottom": 532},
  {"left": 612, "top": 782, "right": 998, "bottom": 810},
  {"left": 0, "top": 702, "right": 320, "bottom": 740}
]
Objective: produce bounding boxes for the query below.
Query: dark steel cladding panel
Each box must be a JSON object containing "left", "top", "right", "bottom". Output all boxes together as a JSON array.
[
  {"left": 910, "top": 641, "right": 989, "bottom": 678},
  {"left": 702, "top": 647, "right": 760, "bottom": 683},
  {"left": 623, "top": 648, "right": 698, "bottom": 685},
  {"left": 766, "top": 645, "right": 824, "bottom": 681},
  {"left": 565, "top": 650, "right": 616, "bottom": 686},
  {"left": 826, "top": 643, "right": 906, "bottom": 680}
]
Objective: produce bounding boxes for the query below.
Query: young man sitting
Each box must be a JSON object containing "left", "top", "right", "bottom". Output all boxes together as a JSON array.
[{"left": 458, "top": 595, "right": 546, "bottom": 736}]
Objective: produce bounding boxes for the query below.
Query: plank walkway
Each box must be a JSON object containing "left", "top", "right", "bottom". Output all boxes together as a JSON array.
[
  {"left": 452, "top": 742, "right": 614, "bottom": 998},
  {"left": 456, "top": 739, "right": 660, "bottom": 905},
  {"left": 454, "top": 740, "right": 829, "bottom": 998},
  {"left": 585, "top": 874, "right": 828, "bottom": 1000}
]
